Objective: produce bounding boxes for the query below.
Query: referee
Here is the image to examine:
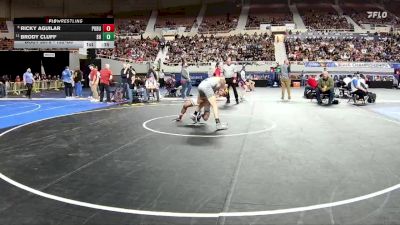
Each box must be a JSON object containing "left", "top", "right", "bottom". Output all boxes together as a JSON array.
[
  {"left": 23, "top": 68, "right": 34, "bottom": 99},
  {"left": 222, "top": 57, "right": 239, "bottom": 104}
]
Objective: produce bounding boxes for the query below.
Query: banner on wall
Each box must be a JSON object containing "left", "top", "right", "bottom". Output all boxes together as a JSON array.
[
  {"left": 391, "top": 63, "right": 400, "bottom": 69},
  {"left": 271, "top": 26, "right": 286, "bottom": 32},
  {"left": 285, "top": 23, "right": 295, "bottom": 30},
  {"left": 336, "top": 62, "right": 391, "bottom": 68},
  {"left": 303, "top": 61, "right": 392, "bottom": 68},
  {"left": 177, "top": 27, "right": 187, "bottom": 33},
  {"left": 304, "top": 62, "right": 336, "bottom": 68},
  {"left": 260, "top": 24, "right": 271, "bottom": 31},
  {"left": 392, "top": 64, "right": 400, "bottom": 80},
  {"left": 171, "top": 73, "right": 209, "bottom": 86}
]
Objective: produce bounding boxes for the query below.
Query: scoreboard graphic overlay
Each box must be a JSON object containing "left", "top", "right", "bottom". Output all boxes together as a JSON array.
[{"left": 14, "top": 18, "right": 115, "bottom": 49}]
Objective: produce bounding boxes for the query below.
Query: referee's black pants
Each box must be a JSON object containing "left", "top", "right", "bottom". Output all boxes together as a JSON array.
[{"left": 225, "top": 77, "right": 238, "bottom": 102}]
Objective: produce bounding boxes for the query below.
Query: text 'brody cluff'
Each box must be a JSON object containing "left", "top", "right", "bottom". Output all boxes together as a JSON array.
[{"left": 19, "top": 35, "right": 58, "bottom": 40}]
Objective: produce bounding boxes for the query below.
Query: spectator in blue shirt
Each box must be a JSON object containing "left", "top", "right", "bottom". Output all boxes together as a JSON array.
[
  {"left": 23, "top": 68, "right": 34, "bottom": 99},
  {"left": 61, "top": 66, "right": 73, "bottom": 98}
]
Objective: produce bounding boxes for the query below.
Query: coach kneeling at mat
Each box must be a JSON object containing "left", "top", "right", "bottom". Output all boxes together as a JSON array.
[{"left": 316, "top": 72, "right": 334, "bottom": 105}]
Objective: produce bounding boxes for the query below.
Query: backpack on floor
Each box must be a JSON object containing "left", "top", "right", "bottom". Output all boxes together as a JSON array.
[
  {"left": 367, "top": 92, "right": 376, "bottom": 103},
  {"left": 113, "top": 87, "right": 124, "bottom": 103},
  {"left": 305, "top": 89, "right": 315, "bottom": 99}
]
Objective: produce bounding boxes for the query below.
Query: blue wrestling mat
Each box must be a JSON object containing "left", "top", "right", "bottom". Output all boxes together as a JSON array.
[{"left": 0, "top": 99, "right": 114, "bottom": 129}]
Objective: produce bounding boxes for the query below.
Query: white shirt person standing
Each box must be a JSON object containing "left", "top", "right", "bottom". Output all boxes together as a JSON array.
[{"left": 222, "top": 57, "right": 239, "bottom": 104}]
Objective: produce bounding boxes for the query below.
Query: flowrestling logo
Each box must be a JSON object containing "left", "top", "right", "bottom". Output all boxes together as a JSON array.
[{"left": 367, "top": 11, "right": 388, "bottom": 19}]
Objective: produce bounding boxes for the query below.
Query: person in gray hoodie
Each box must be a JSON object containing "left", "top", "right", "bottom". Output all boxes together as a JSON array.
[{"left": 180, "top": 59, "right": 192, "bottom": 99}]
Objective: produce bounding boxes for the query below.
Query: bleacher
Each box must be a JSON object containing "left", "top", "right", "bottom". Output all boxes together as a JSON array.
[
  {"left": 341, "top": 2, "right": 398, "bottom": 26},
  {"left": 199, "top": 2, "right": 241, "bottom": 33},
  {"left": 297, "top": 3, "right": 353, "bottom": 30},
  {"left": 115, "top": 11, "right": 151, "bottom": 36},
  {"left": 165, "top": 34, "right": 275, "bottom": 65},
  {"left": 246, "top": 0, "right": 293, "bottom": 29},
  {"left": 0, "top": 19, "right": 8, "bottom": 33},
  {"left": 292, "top": 0, "right": 334, "bottom": 3},
  {"left": 384, "top": 1, "right": 400, "bottom": 28},
  {"left": 97, "top": 36, "right": 159, "bottom": 62},
  {"left": 285, "top": 34, "right": 400, "bottom": 62},
  {"left": 155, "top": 6, "right": 200, "bottom": 31},
  {"left": 0, "top": 38, "right": 13, "bottom": 50}
]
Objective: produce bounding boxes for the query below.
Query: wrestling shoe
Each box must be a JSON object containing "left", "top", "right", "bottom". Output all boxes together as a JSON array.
[
  {"left": 190, "top": 113, "right": 198, "bottom": 123},
  {"left": 216, "top": 122, "right": 228, "bottom": 131},
  {"left": 197, "top": 113, "right": 203, "bottom": 122}
]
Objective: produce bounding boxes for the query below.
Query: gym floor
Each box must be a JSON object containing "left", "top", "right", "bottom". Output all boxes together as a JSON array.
[{"left": 0, "top": 88, "right": 400, "bottom": 225}]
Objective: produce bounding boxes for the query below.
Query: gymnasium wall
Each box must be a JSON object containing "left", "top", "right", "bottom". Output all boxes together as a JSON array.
[
  {"left": 66, "top": 0, "right": 112, "bottom": 16},
  {"left": 0, "top": 0, "right": 9, "bottom": 18},
  {"left": 10, "top": 0, "right": 64, "bottom": 18},
  {"left": 0, "top": 51, "right": 69, "bottom": 80},
  {"left": 2, "top": 0, "right": 231, "bottom": 18}
]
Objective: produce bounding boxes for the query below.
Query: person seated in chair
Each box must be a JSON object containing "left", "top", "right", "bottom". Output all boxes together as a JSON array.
[
  {"left": 343, "top": 75, "right": 352, "bottom": 87},
  {"left": 350, "top": 74, "right": 368, "bottom": 100},
  {"left": 145, "top": 74, "right": 160, "bottom": 102},
  {"left": 245, "top": 79, "right": 255, "bottom": 91},
  {"left": 359, "top": 74, "right": 368, "bottom": 88},
  {"left": 304, "top": 75, "right": 318, "bottom": 98},
  {"left": 316, "top": 72, "right": 334, "bottom": 105}
]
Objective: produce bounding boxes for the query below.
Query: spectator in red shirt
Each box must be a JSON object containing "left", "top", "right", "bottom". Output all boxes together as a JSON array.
[
  {"left": 304, "top": 75, "right": 318, "bottom": 99},
  {"left": 99, "top": 64, "right": 113, "bottom": 103},
  {"left": 307, "top": 75, "right": 318, "bottom": 89},
  {"left": 213, "top": 62, "right": 222, "bottom": 77},
  {"left": 89, "top": 64, "right": 99, "bottom": 101}
]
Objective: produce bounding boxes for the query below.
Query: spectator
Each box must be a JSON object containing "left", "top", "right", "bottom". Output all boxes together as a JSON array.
[
  {"left": 304, "top": 75, "right": 318, "bottom": 98},
  {"left": 360, "top": 74, "right": 368, "bottom": 88},
  {"left": 166, "top": 34, "right": 275, "bottom": 65},
  {"left": 116, "top": 18, "right": 148, "bottom": 36},
  {"left": 40, "top": 74, "right": 49, "bottom": 90},
  {"left": 180, "top": 60, "right": 191, "bottom": 99},
  {"left": 214, "top": 62, "right": 222, "bottom": 77},
  {"left": 120, "top": 63, "right": 130, "bottom": 99},
  {"left": 0, "top": 37, "right": 13, "bottom": 50},
  {"left": 343, "top": 75, "right": 352, "bottom": 86},
  {"left": 341, "top": 4, "right": 398, "bottom": 26},
  {"left": 61, "top": 66, "right": 73, "bottom": 98},
  {"left": 1, "top": 75, "right": 10, "bottom": 97},
  {"left": 280, "top": 60, "right": 291, "bottom": 101},
  {"left": 89, "top": 64, "right": 100, "bottom": 102},
  {"left": 99, "top": 64, "right": 113, "bottom": 103},
  {"left": 73, "top": 67, "right": 83, "bottom": 97},
  {"left": 245, "top": 79, "right": 255, "bottom": 91},
  {"left": 351, "top": 74, "right": 368, "bottom": 99},
  {"left": 316, "top": 72, "right": 334, "bottom": 105},
  {"left": 145, "top": 74, "right": 160, "bottom": 102},
  {"left": 97, "top": 37, "right": 160, "bottom": 62},
  {"left": 0, "top": 75, "right": 5, "bottom": 98},
  {"left": 147, "top": 65, "right": 158, "bottom": 80},
  {"left": 301, "top": 10, "right": 353, "bottom": 30},
  {"left": 159, "top": 69, "right": 165, "bottom": 88},
  {"left": 127, "top": 67, "right": 136, "bottom": 104},
  {"left": 23, "top": 68, "right": 34, "bottom": 99},
  {"left": 286, "top": 34, "right": 400, "bottom": 62}
]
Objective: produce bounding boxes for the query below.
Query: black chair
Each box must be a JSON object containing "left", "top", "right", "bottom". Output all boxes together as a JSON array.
[{"left": 348, "top": 92, "right": 366, "bottom": 105}]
